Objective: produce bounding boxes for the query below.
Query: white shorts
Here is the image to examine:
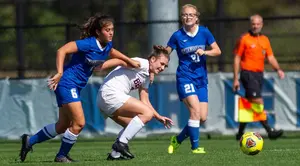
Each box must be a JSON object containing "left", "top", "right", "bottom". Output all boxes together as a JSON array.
[{"left": 97, "top": 86, "right": 131, "bottom": 118}]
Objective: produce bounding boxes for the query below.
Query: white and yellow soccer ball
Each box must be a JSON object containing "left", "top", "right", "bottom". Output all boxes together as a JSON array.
[{"left": 239, "top": 132, "right": 264, "bottom": 155}]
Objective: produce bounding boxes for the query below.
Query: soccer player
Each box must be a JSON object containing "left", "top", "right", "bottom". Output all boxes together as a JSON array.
[
  {"left": 19, "top": 13, "right": 140, "bottom": 163},
  {"left": 97, "top": 45, "right": 174, "bottom": 160},
  {"left": 166, "top": 4, "right": 221, "bottom": 154},
  {"left": 233, "top": 14, "right": 285, "bottom": 140}
]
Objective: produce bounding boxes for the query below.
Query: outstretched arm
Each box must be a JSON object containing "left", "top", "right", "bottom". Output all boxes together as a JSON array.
[
  {"left": 139, "top": 87, "right": 173, "bottom": 128},
  {"left": 94, "top": 58, "right": 128, "bottom": 71},
  {"left": 110, "top": 48, "right": 140, "bottom": 68}
]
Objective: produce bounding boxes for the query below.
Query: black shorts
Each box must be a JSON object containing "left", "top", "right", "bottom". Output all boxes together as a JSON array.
[{"left": 240, "top": 70, "right": 263, "bottom": 98}]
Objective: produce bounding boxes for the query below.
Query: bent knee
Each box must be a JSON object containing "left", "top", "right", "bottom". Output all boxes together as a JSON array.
[
  {"left": 140, "top": 111, "right": 154, "bottom": 123},
  {"left": 71, "top": 121, "right": 86, "bottom": 132}
]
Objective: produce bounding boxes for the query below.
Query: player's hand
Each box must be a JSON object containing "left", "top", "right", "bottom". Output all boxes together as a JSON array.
[
  {"left": 157, "top": 116, "right": 174, "bottom": 129},
  {"left": 277, "top": 69, "right": 285, "bottom": 79},
  {"left": 233, "top": 79, "right": 240, "bottom": 92},
  {"left": 195, "top": 48, "right": 206, "bottom": 56},
  {"left": 129, "top": 59, "right": 141, "bottom": 68},
  {"left": 48, "top": 73, "right": 62, "bottom": 91}
]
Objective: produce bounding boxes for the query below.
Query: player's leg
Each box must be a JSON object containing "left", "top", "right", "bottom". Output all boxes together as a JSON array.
[
  {"left": 110, "top": 97, "right": 154, "bottom": 159},
  {"left": 107, "top": 116, "right": 132, "bottom": 160},
  {"left": 55, "top": 101, "right": 85, "bottom": 162},
  {"left": 189, "top": 86, "right": 208, "bottom": 154},
  {"left": 168, "top": 81, "right": 198, "bottom": 154},
  {"left": 19, "top": 94, "right": 70, "bottom": 162}
]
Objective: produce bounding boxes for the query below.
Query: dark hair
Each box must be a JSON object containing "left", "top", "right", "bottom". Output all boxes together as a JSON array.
[
  {"left": 148, "top": 45, "right": 170, "bottom": 60},
  {"left": 80, "top": 13, "right": 114, "bottom": 39}
]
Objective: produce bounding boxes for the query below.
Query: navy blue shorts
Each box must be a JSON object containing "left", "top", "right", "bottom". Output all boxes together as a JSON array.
[{"left": 54, "top": 85, "right": 82, "bottom": 107}]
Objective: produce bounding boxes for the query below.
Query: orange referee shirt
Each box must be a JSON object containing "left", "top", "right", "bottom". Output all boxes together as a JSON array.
[{"left": 234, "top": 31, "right": 274, "bottom": 72}]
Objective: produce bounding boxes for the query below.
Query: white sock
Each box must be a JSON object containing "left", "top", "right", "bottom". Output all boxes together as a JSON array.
[
  {"left": 62, "top": 128, "right": 78, "bottom": 144},
  {"left": 118, "top": 116, "right": 144, "bottom": 144},
  {"left": 117, "top": 128, "right": 125, "bottom": 140}
]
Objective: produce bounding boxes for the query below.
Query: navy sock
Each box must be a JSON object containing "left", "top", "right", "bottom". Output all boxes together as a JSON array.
[
  {"left": 29, "top": 123, "right": 58, "bottom": 147},
  {"left": 176, "top": 124, "right": 189, "bottom": 143},
  {"left": 56, "top": 129, "right": 78, "bottom": 157},
  {"left": 187, "top": 119, "right": 200, "bottom": 150}
]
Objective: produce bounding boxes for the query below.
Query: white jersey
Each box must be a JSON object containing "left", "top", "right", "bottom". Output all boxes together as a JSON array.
[{"left": 100, "top": 57, "right": 150, "bottom": 94}]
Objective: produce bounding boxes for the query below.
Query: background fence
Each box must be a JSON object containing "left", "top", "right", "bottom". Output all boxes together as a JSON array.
[{"left": 1, "top": 0, "right": 300, "bottom": 78}]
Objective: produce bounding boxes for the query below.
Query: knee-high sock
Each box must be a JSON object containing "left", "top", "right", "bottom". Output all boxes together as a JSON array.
[
  {"left": 187, "top": 119, "right": 200, "bottom": 150},
  {"left": 29, "top": 123, "right": 58, "bottom": 147},
  {"left": 119, "top": 116, "right": 144, "bottom": 144},
  {"left": 176, "top": 124, "right": 189, "bottom": 143},
  {"left": 56, "top": 128, "right": 78, "bottom": 157}
]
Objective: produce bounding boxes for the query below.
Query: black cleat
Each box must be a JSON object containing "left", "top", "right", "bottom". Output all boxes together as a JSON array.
[
  {"left": 66, "top": 155, "right": 78, "bottom": 162},
  {"left": 106, "top": 153, "right": 131, "bottom": 161},
  {"left": 112, "top": 140, "right": 134, "bottom": 159},
  {"left": 54, "top": 155, "right": 74, "bottom": 163},
  {"left": 19, "top": 134, "right": 33, "bottom": 162},
  {"left": 236, "top": 133, "right": 243, "bottom": 141},
  {"left": 268, "top": 129, "right": 283, "bottom": 140}
]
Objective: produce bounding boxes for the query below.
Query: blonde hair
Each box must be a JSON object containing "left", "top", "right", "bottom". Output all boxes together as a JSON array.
[{"left": 181, "top": 4, "right": 200, "bottom": 24}]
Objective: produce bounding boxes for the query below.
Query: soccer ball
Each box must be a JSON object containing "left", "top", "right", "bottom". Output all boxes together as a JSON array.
[{"left": 239, "top": 132, "right": 263, "bottom": 155}]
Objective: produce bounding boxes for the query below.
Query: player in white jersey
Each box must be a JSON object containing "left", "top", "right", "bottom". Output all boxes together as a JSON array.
[{"left": 97, "top": 45, "right": 174, "bottom": 160}]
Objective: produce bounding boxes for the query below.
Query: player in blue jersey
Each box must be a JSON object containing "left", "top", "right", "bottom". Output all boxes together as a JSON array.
[
  {"left": 19, "top": 13, "right": 140, "bottom": 163},
  {"left": 166, "top": 4, "right": 221, "bottom": 154}
]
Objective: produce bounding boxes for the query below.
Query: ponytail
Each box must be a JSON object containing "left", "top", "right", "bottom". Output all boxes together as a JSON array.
[
  {"left": 148, "top": 45, "right": 169, "bottom": 60},
  {"left": 80, "top": 13, "right": 114, "bottom": 39}
]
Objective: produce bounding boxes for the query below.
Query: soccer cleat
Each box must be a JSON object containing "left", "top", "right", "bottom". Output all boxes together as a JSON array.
[
  {"left": 268, "top": 129, "right": 283, "bottom": 140},
  {"left": 106, "top": 153, "right": 132, "bottom": 161},
  {"left": 192, "top": 147, "right": 206, "bottom": 154},
  {"left": 168, "top": 136, "right": 180, "bottom": 154},
  {"left": 112, "top": 140, "right": 135, "bottom": 159},
  {"left": 19, "top": 134, "right": 33, "bottom": 162},
  {"left": 236, "top": 133, "right": 243, "bottom": 141},
  {"left": 66, "top": 155, "right": 78, "bottom": 162},
  {"left": 54, "top": 155, "right": 77, "bottom": 163}
]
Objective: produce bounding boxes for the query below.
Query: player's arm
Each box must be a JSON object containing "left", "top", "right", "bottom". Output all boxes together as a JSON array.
[
  {"left": 48, "top": 41, "right": 78, "bottom": 90},
  {"left": 139, "top": 87, "right": 173, "bottom": 128},
  {"left": 165, "top": 46, "right": 173, "bottom": 55},
  {"left": 110, "top": 48, "right": 140, "bottom": 68},
  {"left": 56, "top": 41, "right": 78, "bottom": 75},
  {"left": 139, "top": 87, "right": 160, "bottom": 118},
  {"left": 205, "top": 42, "right": 222, "bottom": 56},
  {"left": 94, "top": 58, "right": 127, "bottom": 71}
]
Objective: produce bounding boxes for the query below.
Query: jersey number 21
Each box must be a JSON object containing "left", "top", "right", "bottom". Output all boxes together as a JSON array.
[{"left": 184, "top": 84, "right": 195, "bottom": 93}]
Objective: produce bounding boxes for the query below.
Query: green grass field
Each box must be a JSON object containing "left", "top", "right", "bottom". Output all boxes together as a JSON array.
[{"left": 1, "top": 137, "right": 299, "bottom": 166}]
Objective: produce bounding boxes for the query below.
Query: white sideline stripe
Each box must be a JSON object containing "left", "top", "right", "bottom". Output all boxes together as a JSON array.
[{"left": 265, "top": 149, "right": 300, "bottom": 152}]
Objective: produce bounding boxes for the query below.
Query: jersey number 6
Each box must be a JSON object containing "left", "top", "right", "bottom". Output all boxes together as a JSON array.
[{"left": 71, "top": 88, "right": 78, "bottom": 98}]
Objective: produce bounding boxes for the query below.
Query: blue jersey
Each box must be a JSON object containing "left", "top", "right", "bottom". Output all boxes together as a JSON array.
[
  {"left": 58, "top": 37, "right": 113, "bottom": 88},
  {"left": 167, "top": 25, "right": 215, "bottom": 80}
]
